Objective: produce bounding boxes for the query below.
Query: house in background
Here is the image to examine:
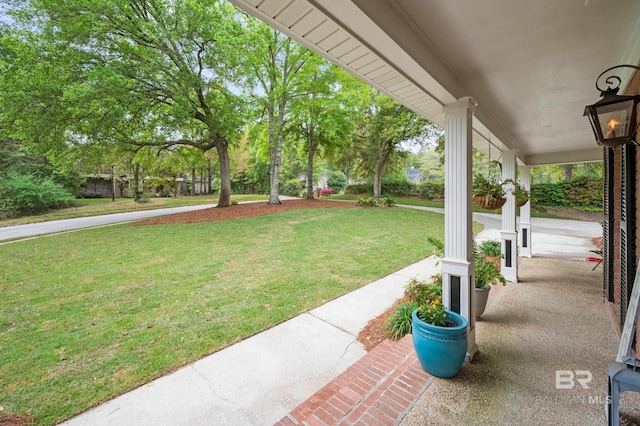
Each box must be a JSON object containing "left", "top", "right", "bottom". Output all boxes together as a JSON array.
[{"left": 406, "top": 167, "right": 423, "bottom": 184}]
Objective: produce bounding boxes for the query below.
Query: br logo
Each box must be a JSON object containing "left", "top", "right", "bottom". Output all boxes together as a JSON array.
[{"left": 555, "top": 370, "right": 592, "bottom": 389}]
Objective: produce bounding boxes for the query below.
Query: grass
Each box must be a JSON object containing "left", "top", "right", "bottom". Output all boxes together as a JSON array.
[
  {"left": 0, "top": 194, "right": 267, "bottom": 227},
  {"left": 328, "top": 194, "right": 569, "bottom": 219},
  {"left": 0, "top": 206, "right": 482, "bottom": 425}
]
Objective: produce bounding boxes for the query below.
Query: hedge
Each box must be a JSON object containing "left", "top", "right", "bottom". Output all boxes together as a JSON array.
[
  {"left": 531, "top": 177, "right": 602, "bottom": 208},
  {"left": 345, "top": 180, "right": 444, "bottom": 199}
]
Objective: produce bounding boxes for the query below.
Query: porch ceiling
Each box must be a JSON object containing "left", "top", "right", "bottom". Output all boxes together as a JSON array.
[{"left": 230, "top": 0, "right": 640, "bottom": 166}]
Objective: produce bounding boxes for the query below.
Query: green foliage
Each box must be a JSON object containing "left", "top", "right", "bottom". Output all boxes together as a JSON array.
[
  {"left": 403, "top": 276, "right": 442, "bottom": 304},
  {"left": 346, "top": 183, "right": 373, "bottom": 195},
  {"left": 280, "top": 179, "right": 304, "bottom": 197},
  {"left": 416, "top": 299, "right": 447, "bottom": 327},
  {"left": 0, "top": 173, "right": 74, "bottom": 218},
  {"left": 531, "top": 178, "right": 602, "bottom": 208},
  {"left": 346, "top": 179, "right": 419, "bottom": 197},
  {"left": 475, "top": 256, "right": 506, "bottom": 289},
  {"left": 566, "top": 177, "right": 603, "bottom": 208},
  {"left": 356, "top": 196, "right": 375, "bottom": 207},
  {"left": 427, "top": 236, "right": 445, "bottom": 259},
  {"left": 355, "top": 195, "right": 395, "bottom": 207},
  {"left": 386, "top": 275, "right": 442, "bottom": 340},
  {"left": 472, "top": 174, "right": 505, "bottom": 199},
  {"left": 478, "top": 240, "right": 501, "bottom": 257},
  {"left": 135, "top": 193, "right": 150, "bottom": 203},
  {"left": 327, "top": 172, "right": 346, "bottom": 193},
  {"left": 385, "top": 301, "right": 420, "bottom": 340},
  {"left": 417, "top": 182, "right": 444, "bottom": 199},
  {"left": 379, "top": 196, "right": 395, "bottom": 207}
]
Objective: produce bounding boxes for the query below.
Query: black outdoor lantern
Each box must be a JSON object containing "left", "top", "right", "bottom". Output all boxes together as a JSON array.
[{"left": 584, "top": 65, "right": 640, "bottom": 147}]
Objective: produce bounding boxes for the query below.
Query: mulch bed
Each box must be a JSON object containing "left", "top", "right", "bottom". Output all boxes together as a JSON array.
[
  {"left": 0, "top": 414, "right": 33, "bottom": 426},
  {"left": 131, "top": 199, "right": 358, "bottom": 226}
]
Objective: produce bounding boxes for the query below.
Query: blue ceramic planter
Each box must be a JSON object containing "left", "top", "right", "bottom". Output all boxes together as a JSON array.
[{"left": 411, "top": 309, "right": 468, "bottom": 378}]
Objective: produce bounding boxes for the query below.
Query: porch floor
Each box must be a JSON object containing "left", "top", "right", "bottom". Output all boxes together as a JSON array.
[{"left": 278, "top": 257, "right": 640, "bottom": 425}]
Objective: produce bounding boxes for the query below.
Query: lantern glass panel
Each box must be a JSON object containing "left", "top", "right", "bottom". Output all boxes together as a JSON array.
[{"left": 595, "top": 99, "right": 634, "bottom": 140}]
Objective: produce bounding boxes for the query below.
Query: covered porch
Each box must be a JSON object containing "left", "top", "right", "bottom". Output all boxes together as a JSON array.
[
  {"left": 278, "top": 256, "right": 627, "bottom": 425},
  {"left": 229, "top": 0, "right": 640, "bottom": 424},
  {"left": 230, "top": 0, "right": 640, "bottom": 358}
]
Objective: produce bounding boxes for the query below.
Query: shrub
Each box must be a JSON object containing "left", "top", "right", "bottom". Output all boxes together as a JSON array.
[
  {"left": 346, "top": 183, "right": 372, "bottom": 195},
  {"left": 385, "top": 301, "right": 419, "bottom": 340},
  {"left": 356, "top": 196, "right": 377, "bottom": 207},
  {"left": 566, "top": 177, "right": 602, "bottom": 208},
  {"left": 0, "top": 173, "right": 74, "bottom": 218},
  {"left": 417, "top": 182, "right": 444, "bottom": 199},
  {"left": 327, "top": 172, "right": 346, "bottom": 193},
  {"left": 381, "top": 176, "right": 415, "bottom": 197},
  {"left": 319, "top": 188, "right": 333, "bottom": 196},
  {"left": 379, "top": 196, "right": 395, "bottom": 207},
  {"left": 280, "top": 179, "right": 304, "bottom": 197},
  {"left": 78, "top": 191, "right": 103, "bottom": 199},
  {"left": 531, "top": 178, "right": 602, "bottom": 208},
  {"left": 136, "top": 193, "right": 151, "bottom": 203}
]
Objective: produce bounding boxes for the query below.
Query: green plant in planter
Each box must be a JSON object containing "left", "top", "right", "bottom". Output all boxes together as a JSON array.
[
  {"left": 503, "top": 179, "right": 530, "bottom": 206},
  {"left": 474, "top": 240, "right": 506, "bottom": 289},
  {"left": 478, "top": 239, "right": 501, "bottom": 257},
  {"left": 475, "top": 256, "right": 506, "bottom": 289},
  {"left": 416, "top": 298, "right": 447, "bottom": 326},
  {"left": 385, "top": 275, "right": 442, "bottom": 339},
  {"left": 472, "top": 174, "right": 505, "bottom": 200}
]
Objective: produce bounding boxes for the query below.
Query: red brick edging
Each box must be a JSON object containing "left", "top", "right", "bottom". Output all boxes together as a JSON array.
[{"left": 275, "top": 335, "right": 432, "bottom": 426}]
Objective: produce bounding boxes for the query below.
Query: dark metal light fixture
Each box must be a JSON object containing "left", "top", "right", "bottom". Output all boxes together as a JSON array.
[{"left": 584, "top": 65, "right": 640, "bottom": 147}]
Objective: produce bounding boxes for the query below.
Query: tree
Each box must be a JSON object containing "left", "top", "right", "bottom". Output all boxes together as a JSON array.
[
  {"left": 360, "top": 94, "right": 434, "bottom": 201},
  {"left": 289, "top": 63, "right": 353, "bottom": 199},
  {"left": 242, "top": 19, "right": 313, "bottom": 204},
  {"left": 2, "top": 0, "right": 245, "bottom": 207}
]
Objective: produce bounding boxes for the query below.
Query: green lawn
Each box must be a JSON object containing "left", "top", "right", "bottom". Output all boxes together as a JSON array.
[
  {"left": 0, "top": 206, "right": 481, "bottom": 425},
  {"left": 328, "top": 194, "right": 569, "bottom": 218},
  {"left": 0, "top": 194, "right": 267, "bottom": 227}
]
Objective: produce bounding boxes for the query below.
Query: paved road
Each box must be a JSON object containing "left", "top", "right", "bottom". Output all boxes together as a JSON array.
[{"left": 0, "top": 204, "right": 216, "bottom": 241}]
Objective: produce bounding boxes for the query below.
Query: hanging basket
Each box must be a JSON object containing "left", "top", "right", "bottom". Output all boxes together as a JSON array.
[
  {"left": 473, "top": 196, "right": 506, "bottom": 210},
  {"left": 516, "top": 199, "right": 528, "bottom": 208}
]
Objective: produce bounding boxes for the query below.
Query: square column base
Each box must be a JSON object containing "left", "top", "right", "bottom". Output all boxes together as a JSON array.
[
  {"left": 501, "top": 231, "right": 518, "bottom": 283},
  {"left": 441, "top": 258, "right": 476, "bottom": 357},
  {"left": 519, "top": 222, "right": 532, "bottom": 258}
]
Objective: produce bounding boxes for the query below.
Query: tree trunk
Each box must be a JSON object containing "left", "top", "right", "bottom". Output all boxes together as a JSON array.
[
  {"left": 563, "top": 164, "right": 573, "bottom": 181},
  {"left": 216, "top": 141, "right": 232, "bottom": 207},
  {"left": 373, "top": 149, "right": 386, "bottom": 202},
  {"left": 268, "top": 105, "right": 285, "bottom": 205},
  {"left": 133, "top": 163, "right": 140, "bottom": 201},
  {"left": 207, "top": 158, "right": 212, "bottom": 195},
  {"left": 306, "top": 134, "right": 315, "bottom": 199},
  {"left": 191, "top": 168, "right": 196, "bottom": 196}
]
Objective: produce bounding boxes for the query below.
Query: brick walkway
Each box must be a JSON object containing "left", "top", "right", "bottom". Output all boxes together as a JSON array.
[{"left": 275, "top": 335, "right": 433, "bottom": 426}]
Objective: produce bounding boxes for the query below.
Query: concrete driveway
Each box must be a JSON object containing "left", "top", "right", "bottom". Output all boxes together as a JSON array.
[{"left": 0, "top": 204, "right": 217, "bottom": 241}]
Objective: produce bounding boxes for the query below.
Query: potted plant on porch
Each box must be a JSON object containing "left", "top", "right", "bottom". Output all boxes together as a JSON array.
[
  {"left": 474, "top": 240, "right": 506, "bottom": 320},
  {"left": 472, "top": 174, "right": 506, "bottom": 210},
  {"left": 412, "top": 298, "right": 468, "bottom": 378}
]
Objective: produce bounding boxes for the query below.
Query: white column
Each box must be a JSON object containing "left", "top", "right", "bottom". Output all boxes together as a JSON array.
[
  {"left": 501, "top": 150, "right": 518, "bottom": 282},
  {"left": 519, "top": 165, "right": 532, "bottom": 258},
  {"left": 441, "top": 97, "right": 477, "bottom": 360}
]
